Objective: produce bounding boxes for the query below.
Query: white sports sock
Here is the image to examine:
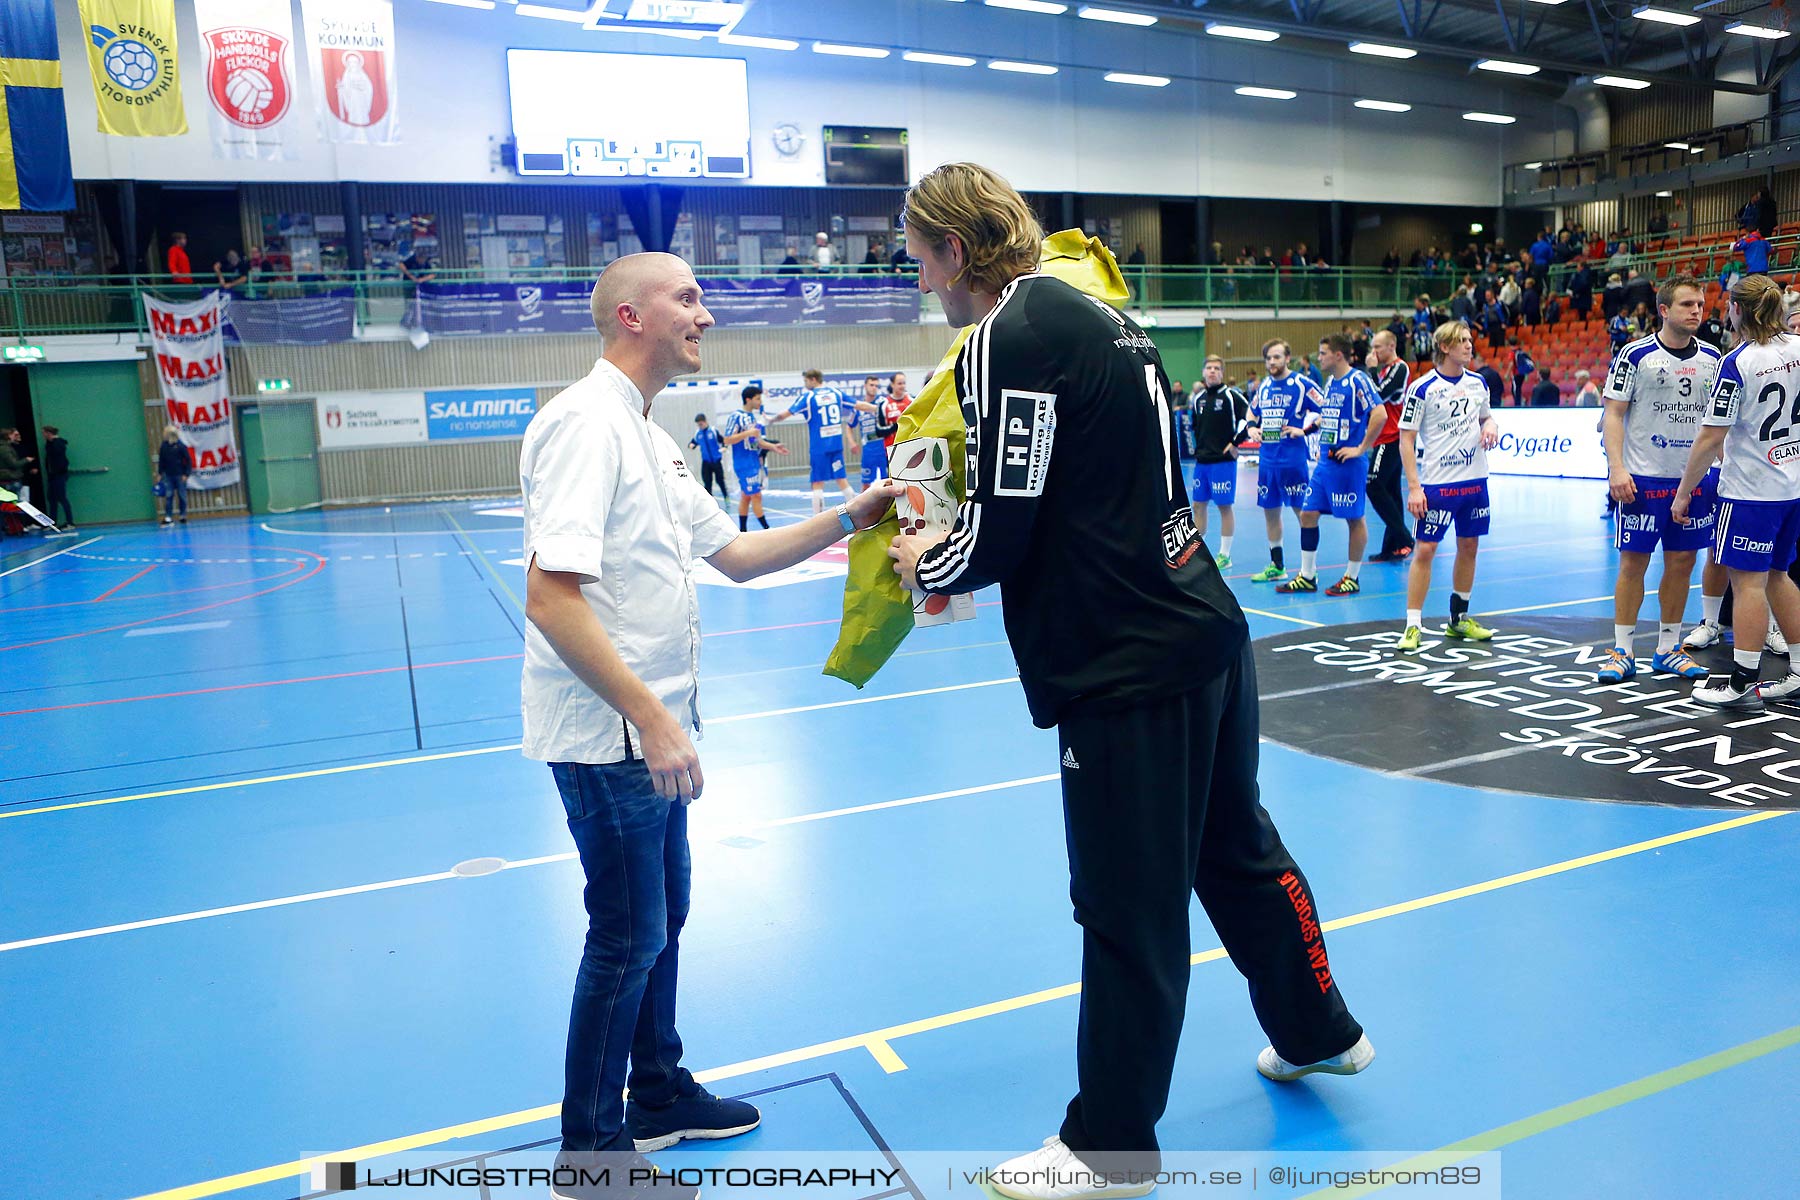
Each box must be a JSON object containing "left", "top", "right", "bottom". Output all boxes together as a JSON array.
[
  {"left": 1614, "top": 624, "right": 1635, "bottom": 653},
  {"left": 1406, "top": 608, "right": 1423, "bottom": 629},
  {"left": 1344, "top": 559, "right": 1362, "bottom": 581},
  {"left": 811, "top": 492, "right": 824, "bottom": 515},
  {"left": 1300, "top": 549, "right": 1318, "bottom": 579},
  {"left": 1268, "top": 535, "right": 1284, "bottom": 550},
  {"left": 1702, "top": 594, "right": 1723, "bottom": 625},
  {"left": 1734, "top": 648, "right": 1762, "bottom": 672},
  {"left": 1220, "top": 535, "right": 1234, "bottom": 558},
  {"left": 1658, "top": 623, "right": 1680, "bottom": 654}
]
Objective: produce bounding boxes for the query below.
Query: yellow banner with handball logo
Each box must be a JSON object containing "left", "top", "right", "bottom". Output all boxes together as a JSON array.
[{"left": 76, "top": 0, "right": 187, "bottom": 136}]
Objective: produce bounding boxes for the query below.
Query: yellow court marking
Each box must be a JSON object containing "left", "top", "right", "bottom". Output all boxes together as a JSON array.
[
  {"left": 127, "top": 807, "right": 1792, "bottom": 1200},
  {"left": 865, "top": 1040, "right": 909, "bottom": 1074},
  {"left": 444, "top": 508, "right": 525, "bottom": 611},
  {"left": 1295, "top": 1021, "right": 1800, "bottom": 1198}
]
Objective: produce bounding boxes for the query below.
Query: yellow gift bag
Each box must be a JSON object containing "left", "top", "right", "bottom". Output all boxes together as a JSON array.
[{"left": 823, "top": 230, "right": 1130, "bottom": 687}]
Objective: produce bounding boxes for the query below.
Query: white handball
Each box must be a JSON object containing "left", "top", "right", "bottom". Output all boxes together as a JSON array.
[
  {"left": 224, "top": 66, "right": 274, "bottom": 120},
  {"left": 103, "top": 40, "right": 158, "bottom": 91}
]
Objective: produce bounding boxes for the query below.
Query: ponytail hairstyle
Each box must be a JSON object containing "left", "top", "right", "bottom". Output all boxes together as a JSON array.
[
  {"left": 1730, "top": 274, "right": 1787, "bottom": 344},
  {"left": 902, "top": 163, "right": 1044, "bottom": 296}
]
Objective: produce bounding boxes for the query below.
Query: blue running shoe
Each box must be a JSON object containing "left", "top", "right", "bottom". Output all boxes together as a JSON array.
[
  {"left": 1596, "top": 647, "right": 1636, "bottom": 683},
  {"left": 1651, "top": 649, "right": 1707, "bottom": 679}
]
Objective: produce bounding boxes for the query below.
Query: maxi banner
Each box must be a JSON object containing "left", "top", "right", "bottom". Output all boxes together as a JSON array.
[
  {"left": 220, "top": 288, "right": 355, "bottom": 345},
  {"left": 143, "top": 292, "right": 240, "bottom": 488},
  {"left": 415, "top": 277, "right": 922, "bottom": 337}
]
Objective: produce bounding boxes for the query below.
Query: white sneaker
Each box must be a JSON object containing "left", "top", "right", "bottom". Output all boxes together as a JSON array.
[
  {"left": 987, "top": 1137, "right": 1156, "bottom": 1200},
  {"left": 1257, "top": 1032, "right": 1376, "bottom": 1082},
  {"left": 1693, "top": 675, "right": 1764, "bottom": 712},
  {"left": 1683, "top": 620, "right": 1723, "bottom": 651},
  {"left": 1768, "top": 619, "right": 1790, "bottom": 657},
  {"left": 1760, "top": 672, "right": 1800, "bottom": 702}
]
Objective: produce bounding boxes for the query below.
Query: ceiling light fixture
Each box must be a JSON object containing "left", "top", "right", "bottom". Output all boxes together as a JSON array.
[
  {"left": 1463, "top": 111, "right": 1518, "bottom": 124},
  {"left": 1632, "top": 6, "right": 1702, "bottom": 26},
  {"left": 904, "top": 50, "right": 978, "bottom": 65},
  {"left": 1236, "top": 85, "right": 1297, "bottom": 99},
  {"left": 1348, "top": 41, "right": 1418, "bottom": 58},
  {"left": 1354, "top": 98, "right": 1413, "bottom": 112},
  {"left": 1105, "top": 71, "right": 1171, "bottom": 86},
  {"left": 1475, "top": 58, "right": 1541, "bottom": 75},
  {"left": 812, "top": 41, "right": 890, "bottom": 57},
  {"left": 1206, "top": 23, "right": 1280, "bottom": 41},
  {"left": 989, "top": 59, "right": 1059, "bottom": 73},
  {"left": 1078, "top": 6, "right": 1158, "bottom": 25}
]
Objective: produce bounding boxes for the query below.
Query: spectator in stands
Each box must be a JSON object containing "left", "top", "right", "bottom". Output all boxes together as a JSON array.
[
  {"left": 1622, "top": 268, "right": 1657, "bottom": 318},
  {"left": 812, "top": 231, "right": 835, "bottom": 271},
  {"left": 1387, "top": 310, "right": 1408, "bottom": 347},
  {"left": 0, "top": 426, "right": 33, "bottom": 510},
  {"left": 398, "top": 245, "right": 437, "bottom": 283},
  {"left": 1498, "top": 270, "right": 1521, "bottom": 317},
  {"left": 1258, "top": 246, "right": 1277, "bottom": 267},
  {"left": 157, "top": 426, "right": 192, "bottom": 527},
  {"left": 1554, "top": 229, "right": 1580, "bottom": 264},
  {"left": 40, "top": 425, "right": 71, "bottom": 530},
  {"left": 1602, "top": 272, "right": 1626, "bottom": 321},
  {"left": 214, "top": 249, "right": 249, "bottom": 293},
  {"left": 1609, "top": 308, "right": 1633, "bottom": 355},
  {"left": 778, "top": 245, "right": 802, "bottom": 275},
  {"left": 1297, "top": 354, "right": 1323, "bottom": 386},
  {"left": 862, "top": 240, "right": 885, "bottom": 271},
  {"left": 1573, "top": 369, "right": 1600, "bottom": 406},
  {"left": 1700, "top": 306, "right": 1728, "bottom": 349},
  {"left": 166, "top": 232, "right": 191, "bottom": 283},
  {"left": 1521, "top": 276, "right": 1542, "bottom": 326},
  {"left": 890, "top": 234, "right": 913, "bottom": 272},
  {"left": 1410, "top": 296, "right": 1434, "bottom": 360},
  {"left": 1530, "top": 229, "right": 1554, "bottom": 273},
  {"left": 1126, "top": 243, "right": 1147, "bottom": 266},
  {"left": 1381, "top": 248, "right": 1400, "bottom": 274},
  {"left": 1353, "top": 320, "right": 1372, "bottom": 363},
  {"left": 1629, "top": 301, "right": 1655, "bottom": 338},
  {"left": 1743, "top": 187, "right": 1776, "bottom": 239},
  {"left": 1511, "top": 342, "right": 1536, "bottom": 404},
  {"left": 1567, "top": 258, "right": 1595, "bottom": 317},
  {"left": 1450, "top": 282, "right": 1476, "bottom": 325},
  {"left": 1648, "top": 209, "right": 1670, "bottom": 236},
  {"left": 1481, "top": 289, "right": 1508, "bottom": 345},
  {"left": 1530, "top": 369, "right": 1560, "bottom": 407},
  {"left": 1734, "top": 226, "right": 1771, "bottom": 278},
  {"left": 1472, "top": 352, "right": 1506, "bottom": 409},
  {"left": 1607, "top": 238, "right": 1632, "bottom": 274}
]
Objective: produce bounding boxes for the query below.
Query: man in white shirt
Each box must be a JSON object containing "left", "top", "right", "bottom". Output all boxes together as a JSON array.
[
  {"left": 521, "top": 252, "right": 899, "bottom": 1193},
  {"left": 813, "top": 231, "right": 835, "bottom": 271}
]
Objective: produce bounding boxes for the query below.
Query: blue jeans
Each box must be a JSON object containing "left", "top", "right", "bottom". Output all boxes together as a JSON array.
[
  {"left": 163, "top": 477, "right": 188, "bottom": 518},
  {"left": 550, "top": 760, "right": 694, "bottom": 1152}
]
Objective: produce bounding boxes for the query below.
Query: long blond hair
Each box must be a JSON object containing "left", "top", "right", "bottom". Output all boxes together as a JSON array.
[
  {"left": 1432, "top": 319, "right": 1471, "bottom": 362},
  {"left": 902, "top": 163, "right": 1043, "bottom": 296},
  {"left": 1731, "top": 274, "right": 1788, "bottom": 344}
]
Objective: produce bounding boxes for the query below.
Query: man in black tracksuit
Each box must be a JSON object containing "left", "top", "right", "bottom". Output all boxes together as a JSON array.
[
  {"left": 1365, "top": 330, "right": 1415, "bottom": 561},
  {"left": 889, "top": 163, "right": 1367, "bottom": 1193},
  {"left": 1188, "top": 356, "right": 1251, "bottom": 567}
]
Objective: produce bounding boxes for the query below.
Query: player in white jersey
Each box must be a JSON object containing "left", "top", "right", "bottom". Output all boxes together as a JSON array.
[
  {"left": 1395, "top": 320, "right": 1500, "bottom": 653},
  {"left": 1671, "top": 275, "right": 1800, "bottom": 709},
  {"left": 1597, "top": 275, "right": 1722, "bottom": 682}
]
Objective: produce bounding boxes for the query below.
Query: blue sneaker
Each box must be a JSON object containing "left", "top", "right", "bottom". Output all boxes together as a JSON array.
[
  {"left": 1596, "top": 647, "right": 1635, "bottom": 683},
  {"left": 628, "top": 1086, "right": 761, "bottom": 1153},
  {"left": 1651, "top": 649, "right": 1707, "bottom": 679}
]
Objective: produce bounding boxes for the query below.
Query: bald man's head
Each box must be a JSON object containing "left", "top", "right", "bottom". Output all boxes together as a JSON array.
[
  {"left": 591, "top": 252, "right": 693, "bottom": 338},
  {"left": 590, "top": 252, "right": 713, "bottom": 391}
]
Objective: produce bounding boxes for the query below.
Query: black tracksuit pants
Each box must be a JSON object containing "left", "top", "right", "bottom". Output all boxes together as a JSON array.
[
  {"left": 1366, "top": 442, "right": 1414, "bottom": 556},
  {"left": 699, "top": 459, "right": 729, "bottom": 501},
  {"left": 1054, "top": 640, "right": 1363, "bottom": 1172}
]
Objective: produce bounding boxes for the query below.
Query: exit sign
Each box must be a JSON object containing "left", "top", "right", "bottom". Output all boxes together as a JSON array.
[
  {"left": 3, "top": 345, "right": 44, "bottom": 363},
  {"left": 257, "top": 378, "right": 293, "bottom": 393}
]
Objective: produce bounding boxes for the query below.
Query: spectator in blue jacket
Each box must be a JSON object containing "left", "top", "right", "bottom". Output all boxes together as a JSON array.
[{"left": 1734, "top": 229, "right": 1771, "bottom": 277}]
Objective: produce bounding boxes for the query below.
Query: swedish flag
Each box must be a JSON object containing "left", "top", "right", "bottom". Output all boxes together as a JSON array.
[{"left": 0, "top": 0, "right": 75, "bottom": 211}]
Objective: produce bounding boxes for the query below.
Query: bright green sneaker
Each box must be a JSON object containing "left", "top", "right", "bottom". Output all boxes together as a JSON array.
[
  {"left": 1397, "top": 625, "right": 1422, "bottom": 653},
  {"left": 1214, "top": 553, "right": 1232, "bottom": 570},
  {"left": 1446, "top": 616, "right": 1495, "bottom": 641},
  {"left": 1251, "top": 563, "right": 1287, "bottom": 583},
  {"left": 1275, "top": 575, "right": 1317, "bottom": 594}
]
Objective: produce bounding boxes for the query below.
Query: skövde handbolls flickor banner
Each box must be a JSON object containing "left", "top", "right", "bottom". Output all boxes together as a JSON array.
[
  {"left": 302, "top": 0, "right": 399, "bottom": 145},
  {"left": 76, "top": 0, "right": 187, "bottom": 136},
  {"left": 195, "top": 0, "right": 299, "bottom": 161},
  {"left": 143, "top": 293, "right": 241, "bottom": 489}
]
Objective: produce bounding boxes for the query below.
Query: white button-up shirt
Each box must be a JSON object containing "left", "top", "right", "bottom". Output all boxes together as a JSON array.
[{"left": 519, "top": 358, "right": 740, "bottom": 764}]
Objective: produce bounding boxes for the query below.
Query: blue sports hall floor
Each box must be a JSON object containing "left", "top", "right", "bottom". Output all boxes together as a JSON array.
[{"left": 2, "top": 468, "right": 1794, "bottom": 1200}]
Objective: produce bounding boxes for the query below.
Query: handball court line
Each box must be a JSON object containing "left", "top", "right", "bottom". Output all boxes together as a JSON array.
[
  {"left": 1295, "top": 1021, "right": 1800, "bottom": 1199},
  {"left": 125, "top": 807, "right": 1792, "bottom": 1200},
  {"left": 0, "top": 776, "right": 1062, "bottom": 954},
  {"left": 0, "top": 534, "right": 102, "bottom": 578},
  {"left": 0, "top": 677, "right": 1022, "bottom": 821}
]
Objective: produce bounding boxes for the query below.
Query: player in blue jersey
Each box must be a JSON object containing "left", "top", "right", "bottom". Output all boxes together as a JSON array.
[
  {"left": 769, "top": 368, "right": 856, "bottom": 515},
  {"left": 1277, "top": 333, "right": 1386, "bottom": 596},
  {"left": 848, "top": 374, "right": 897, "bottom": 487},
  {"left": 689, "top": 412, "right": 728, "bottom": 503},
  {"left": 1249, "top": 338, "right": 1323, "bottom": 583},
  {"left": 720, "top": 385, "right": 786, "bottom": 532}
]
